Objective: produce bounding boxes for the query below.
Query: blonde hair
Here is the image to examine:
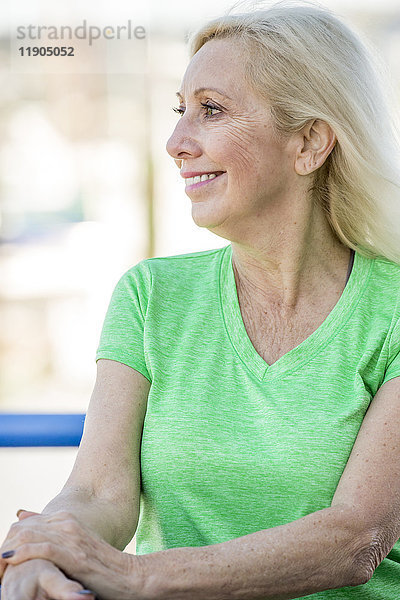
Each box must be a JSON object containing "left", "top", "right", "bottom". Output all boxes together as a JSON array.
[{"left": 187, "top": 0, "right": 400, "bottom": 264}]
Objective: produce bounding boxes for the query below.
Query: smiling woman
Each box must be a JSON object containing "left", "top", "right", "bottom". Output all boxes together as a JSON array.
[
  {"left": 165, "top": 36, "right": 339, "bottom": 268},
  {"left": 1, "top": 2, "right": 400, "bottom": 600}
]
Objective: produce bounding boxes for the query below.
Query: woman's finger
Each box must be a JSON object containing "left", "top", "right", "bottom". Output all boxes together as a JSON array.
[
  {"left": 17, "top": 510, "right": 39, "bottom": 521},
  {"left": 0, "top": 558, "right": 7, "bottom": 579},
  {"left": 39, "top": 568, "right": 95, "bottom": 600},
  {"left": 0, "top": 513, "right": 89, "bottom": 580},
  {"left": 2, "top": 542, "right": 84, "bottom": 574},
  {"left": 0, "top": 521, "right": 21, "bottom": 579},
  {"left": 0, "top": 525, "right": 57, "bottom": 577},
  {"left": 1, "top": 559, "right": 95, "bottom": 600},
  {"left": 1, "top": 515, "right": 75, "bottom": 557}
]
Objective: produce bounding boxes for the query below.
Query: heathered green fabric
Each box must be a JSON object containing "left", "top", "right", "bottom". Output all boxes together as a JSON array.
[{"left": 96, "top": 243, "right": 400, "bottom": 598}]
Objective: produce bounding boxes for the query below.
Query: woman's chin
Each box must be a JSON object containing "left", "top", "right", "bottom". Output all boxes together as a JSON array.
[
  {"left": 191, "top": 206, "right": 232, "bottom": 237},
  {"left": 191, "top": 201, "right": 218, "bottom": 227}
]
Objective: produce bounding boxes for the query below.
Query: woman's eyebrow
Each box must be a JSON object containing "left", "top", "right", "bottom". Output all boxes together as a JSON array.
[{"left": 176, "top": 87, "right": 232, "bottom": 101}]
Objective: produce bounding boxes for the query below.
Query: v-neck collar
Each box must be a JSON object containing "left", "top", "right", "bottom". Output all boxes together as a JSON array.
[{"left": 219, "top": 244, "right": 374, "bottom": 381}]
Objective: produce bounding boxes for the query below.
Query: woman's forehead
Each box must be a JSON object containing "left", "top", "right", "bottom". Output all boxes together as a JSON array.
[{"left": 179, "top": 39, "right": 249, "bottom": 100}]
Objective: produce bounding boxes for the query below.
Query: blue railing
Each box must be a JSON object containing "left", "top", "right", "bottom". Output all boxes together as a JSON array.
[{"left": 0, "top": 414, "right": 85, "bottom": 447}]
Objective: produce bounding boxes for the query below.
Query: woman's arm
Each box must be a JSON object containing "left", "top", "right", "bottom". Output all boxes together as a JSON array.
[
  {"left": 40, "top": 358, "right": 150, "bottom": 548},
  {"left": 137, "top": 505, "right": 368, "bottom": 599},
  {"left": 0, "top": 358, "right": 150, "bottom": 597},
  {"left": 0, "top": 502, "right": 371, "bottom": 600}
]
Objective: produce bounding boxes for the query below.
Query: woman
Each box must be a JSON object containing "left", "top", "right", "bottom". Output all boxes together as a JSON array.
[{"left": 1, "top": 2, "right": 400, "bottom": 598}]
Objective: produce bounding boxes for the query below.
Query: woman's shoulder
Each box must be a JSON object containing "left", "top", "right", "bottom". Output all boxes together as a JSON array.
[
  {"left": 368, "top": 253, "right": 400, "bottom": 293},
  {"left": 127, "top": 245, "right": 227, "bottom": 280},
  {"left": 115, "top": 245, "right": 228, "bottom": 298},
  {"left": 362, "top": 253, "right": 400, "bottom": 320},
  {"left": 372, "top": 253, "right": 400, "bottom": 274},
  {"left": 145, "top": 245, "right": 227, "bottom": 268}
]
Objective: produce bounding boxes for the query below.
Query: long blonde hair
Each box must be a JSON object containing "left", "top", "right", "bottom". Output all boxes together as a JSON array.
[{"left": 187, "top": 1, "right": 400, "bottom": 263}]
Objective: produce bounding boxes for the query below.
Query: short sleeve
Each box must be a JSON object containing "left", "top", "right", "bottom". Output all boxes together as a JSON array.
[
  {"left": 96, "top": 261, "right": 152, "bottom": 382},
  {"left": 381, "top": 316, "right": 400, "bottom": 386}
]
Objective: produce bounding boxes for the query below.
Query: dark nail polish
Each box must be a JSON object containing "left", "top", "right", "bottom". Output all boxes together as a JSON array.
[
  {"left": 78, "top": 591, "right": 94, "bottom": 596},
  {"left": 1, "top": 551, "right": 15, "bottom": 559}
]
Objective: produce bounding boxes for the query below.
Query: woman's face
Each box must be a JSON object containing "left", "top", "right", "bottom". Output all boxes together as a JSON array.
[{"left": 166, "top": 38, "right": 300, "bottom": 237}]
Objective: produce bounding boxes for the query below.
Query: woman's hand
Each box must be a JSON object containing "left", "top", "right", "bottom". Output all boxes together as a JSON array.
[
  {"left": 0, "top": 558, "right": 95, "bottom": 600},
  {"left": 0, "top": 511, "right": 144, "bottom": 600}
]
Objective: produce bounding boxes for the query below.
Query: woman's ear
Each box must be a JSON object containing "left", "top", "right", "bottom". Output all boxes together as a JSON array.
[{"left": 294, "top": 119, "right": 336, "bottom": 176}]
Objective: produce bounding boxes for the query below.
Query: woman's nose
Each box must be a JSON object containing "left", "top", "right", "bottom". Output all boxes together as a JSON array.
[{"left": 165, "top": 118, "right": 201, "bottom": 161}]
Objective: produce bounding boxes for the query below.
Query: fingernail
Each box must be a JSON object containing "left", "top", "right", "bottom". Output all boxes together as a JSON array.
[
  {"left": 77, "top": 591, "right": 94, "bottom": 596},
  {"left": 1, "top": 551, "right": 15, "bottom": 559},
  {"left": 16, "top": 509, "right": 27, "bottom": 517}
]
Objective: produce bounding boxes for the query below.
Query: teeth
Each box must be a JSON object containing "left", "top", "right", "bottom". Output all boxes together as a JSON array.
[{"left": 185, "top": 173, "right": 218, "bottom": 186}]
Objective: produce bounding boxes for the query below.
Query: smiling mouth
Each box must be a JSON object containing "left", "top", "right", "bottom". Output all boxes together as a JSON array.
[{"left": 185, "top": 172, "right": 226, "bottom": 188}]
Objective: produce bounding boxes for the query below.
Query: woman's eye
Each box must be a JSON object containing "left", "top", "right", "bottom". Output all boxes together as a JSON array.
[
  {"left": 172, "top": 106, "right": 185, "bottom": 117},
  {"left": 201, "top": 103, "right": 221, "bottom": 118},
  {"left": 171, "top": 104, "right": 221, "bottom": 118}
]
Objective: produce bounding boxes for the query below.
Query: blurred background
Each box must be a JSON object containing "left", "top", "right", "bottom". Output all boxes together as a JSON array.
[{"left": 1, "top": 0, "right": 400, "bottom": 552}]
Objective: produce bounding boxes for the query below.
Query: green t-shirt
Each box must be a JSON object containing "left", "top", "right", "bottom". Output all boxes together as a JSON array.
[{"left": 96, "top": 243, "right": 400, "bottom": 599}]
